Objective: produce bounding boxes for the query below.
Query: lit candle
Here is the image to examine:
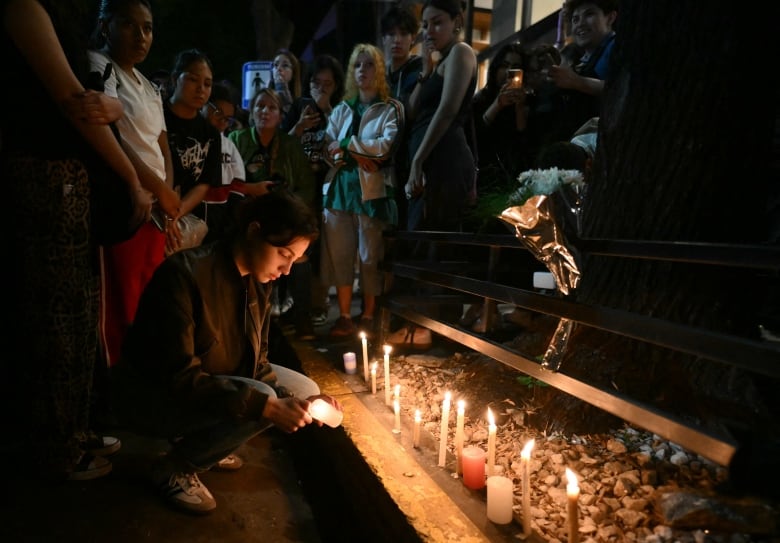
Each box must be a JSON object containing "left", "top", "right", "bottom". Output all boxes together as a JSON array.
[
  {"left": 370, "top": 362, "right": 377, "bottom": 395},
  {"left": 393, "top": 398, "right": 401, "bottom": 434},
  {"left": 438, "top": 391, "right": 451, "bottom": 467},
  {"left": 394, "top": 384, "right": 400, "bottom": 401},
  {"left": 486, "top": 408, "right": 497, "bottom": 476},
  {"left": 383, "top": 345, "right": 392, "bottom": 407},
  {"left": 342, "top": 351, "right": 357, "bottom": 374},
  {"left": 486, "top": 475, "right": 513, "bottom": 524},
  {"left": 454, "top": 400, "right": 465, "bottom": 475},
  {"left": 521, "top": 439, "right": 535, "bottom": 537},
  {"left": 566, "top": 467, "right": 580, "bottom": 543},
  {"left": 360, "top": 331, "right": 369, "bottom": 382},
  {"left": 460, "top": 446, "right": 486, "bottom": 489},
  {"left": 413, "top": 409, "right": 421, "bottom": 448}
]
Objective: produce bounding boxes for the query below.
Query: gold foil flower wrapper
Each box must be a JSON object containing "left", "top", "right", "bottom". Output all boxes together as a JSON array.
[{"left": 499, "top": 194, "right": 580, "bottom": 295}]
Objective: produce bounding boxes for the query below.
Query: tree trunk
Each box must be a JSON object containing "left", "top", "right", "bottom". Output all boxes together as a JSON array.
[{"left": 542, "top": 1, "right": 778, "bottom": 440}]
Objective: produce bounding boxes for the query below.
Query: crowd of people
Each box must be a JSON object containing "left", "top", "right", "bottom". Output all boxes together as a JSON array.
[{"left": 0, "top": 0, "right": 617, "bottom": 516}]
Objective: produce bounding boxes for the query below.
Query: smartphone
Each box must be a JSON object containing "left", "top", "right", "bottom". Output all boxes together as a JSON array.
[{"left": 507, "top": 68, "right": 524, "bottom": 89}]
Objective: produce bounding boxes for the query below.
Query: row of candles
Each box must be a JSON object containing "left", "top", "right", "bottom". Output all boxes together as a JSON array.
[{"left": 350, "top": 338, "right": 581, "bottom": 541}]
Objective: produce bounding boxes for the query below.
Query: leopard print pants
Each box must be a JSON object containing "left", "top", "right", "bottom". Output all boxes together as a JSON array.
[{"left": 4, "top": 154, "right": 99, "bottom": 478}]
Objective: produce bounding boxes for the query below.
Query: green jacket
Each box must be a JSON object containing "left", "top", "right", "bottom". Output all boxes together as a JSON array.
[{"left": 229, "top": 127, "right": 316, "bottom": 209}]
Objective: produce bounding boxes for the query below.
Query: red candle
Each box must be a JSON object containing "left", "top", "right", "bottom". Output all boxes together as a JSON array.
[{"left": 461, "top": 446, "right": 486, "bottom": 489}]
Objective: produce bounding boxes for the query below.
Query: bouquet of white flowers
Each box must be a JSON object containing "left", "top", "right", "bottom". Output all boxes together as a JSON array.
[{"left": 507, "top": 168, "right": 585, "bottom": 208}]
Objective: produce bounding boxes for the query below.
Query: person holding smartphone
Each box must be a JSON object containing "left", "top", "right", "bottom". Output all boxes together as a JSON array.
[
  {"left": 472, "top": 42, "right": 531, "bottom": 183},
  {"left": 283, "top": 55, "right": 346, "bottom": 330}
]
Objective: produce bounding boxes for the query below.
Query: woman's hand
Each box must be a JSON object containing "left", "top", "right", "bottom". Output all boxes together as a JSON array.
[
  {"left": 405, "top": 159, "right": 425, "bottom": 199},
  {"left": 263, "top": 396, "right": 314, "bottom": 433},
  {"left": 495, "top": 83, "right": 526, "bottom": 109},
  {"left": 128, "top": 185, "right": 153, "bottom": 225},
  {"left": 310, "top": 87, "right": 332, "bottom": 114},
  {"left": 294, "top": 104, "right": 320, "bottom": 135},
  {"left": 157, "top": 187, "right": 181, "bottom": 219},
  {"left": 66, "top": 90, "right": 122, "bottom": 125},
  {"left": 354, "top": 155, "right": 381, "bottom": 173}
]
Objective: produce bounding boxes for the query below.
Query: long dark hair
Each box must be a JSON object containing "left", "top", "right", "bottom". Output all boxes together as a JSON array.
[{"left": 484, "top": 42, "right": 524, "bottom": 97}]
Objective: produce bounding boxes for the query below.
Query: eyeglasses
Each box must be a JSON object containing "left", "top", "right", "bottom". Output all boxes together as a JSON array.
[
  {"left": 310, "top": 78, "right": 335, "bottom": 91},
  {"left": 207, "top": 102, "right": 236, "bottom": 127}
]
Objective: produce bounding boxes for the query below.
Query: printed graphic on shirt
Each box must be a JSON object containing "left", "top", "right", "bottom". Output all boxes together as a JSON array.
[{"left": 174, "top": 136, "right": 212, "bottom": 181}]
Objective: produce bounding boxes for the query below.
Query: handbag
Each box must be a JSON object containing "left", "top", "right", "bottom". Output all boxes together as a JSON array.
[
  {"left": 85, "top": 62, "right": 143, "bottom": 246},
  {"left": 165, "top": 213, "right": 209, "bottom": 256}
]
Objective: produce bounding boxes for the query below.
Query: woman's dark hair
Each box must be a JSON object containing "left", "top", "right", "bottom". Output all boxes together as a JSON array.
[
  {"left": 422, "top": 0, "right": 466, "bottom": 17},
  {"left": 235, "top": 189, "right": 319, "bottom": 247},
  {"left": 89, "top": 0, "right": 153, "bottom": 49},
  {"left": 308, "top": 54, "right": 346, "bottom": 107},
  {"left": 484, "top": 42, "right": 524, "bottom": 96},
  {"left": 380, "top": 5, "right": 420, "bottom": 36},
  {"left": 171, "top": 48, "right": 213, "bottom": 82}
]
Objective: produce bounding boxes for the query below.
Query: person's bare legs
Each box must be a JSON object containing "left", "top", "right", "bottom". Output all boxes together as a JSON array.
[{"left": 336, "top": 285, "right": 352, "bottom": 318}]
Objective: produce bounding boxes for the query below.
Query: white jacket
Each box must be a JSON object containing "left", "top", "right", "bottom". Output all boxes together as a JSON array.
[{"left": 324, "top": 97, "right": 404, "bottom": 201}]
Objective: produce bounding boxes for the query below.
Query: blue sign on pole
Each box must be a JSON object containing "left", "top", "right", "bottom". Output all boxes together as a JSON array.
[{"left": 241, "top": 61, "right": 273, "bottom": 109}]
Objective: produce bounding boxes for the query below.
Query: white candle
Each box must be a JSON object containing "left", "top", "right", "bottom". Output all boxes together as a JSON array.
[
  {"left": 486, "top": 408, "right": 497, "bottom": 477},
  {"left": 370, "top": 362, "right": 377, "bottom": 395},
  {"left": 383, "top": 345, "right": 392, "bottom": 407},
  {"left": 342, "top": 351, "right": 357, "bottom": 374},
  {"left": 394, "top": 384, "right": 400, "bottom": 401},
  {"left": 521, "top": 439, "right": 535, "bottom": 537},
  {"left": 454, "top": 400, "right": 465, "bottom": 475},
  {"left": 413, "top": 409, "right": 421, "bottom": 448},
  {"left": 360, "top": 331, "right": 369, "bottom": 382},
  {"left": 486, "top": 475, "right": 513, "bottom": 524},
  {"left": 566, "top": 467, "right": 580, "bottom": 543},
  {"left": 308, "top": 398, "right": 343, "bottom": 428},
  {"left": 393, "top": 398, "right": 401, "bottom": 434},
  {"left": 438, "top": 391, "right": 451, "bottom": 467}
]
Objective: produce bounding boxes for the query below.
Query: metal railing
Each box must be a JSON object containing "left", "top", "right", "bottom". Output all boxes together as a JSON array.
[{"left": 379, "top": 230, "right": 780, "bottom": 466}]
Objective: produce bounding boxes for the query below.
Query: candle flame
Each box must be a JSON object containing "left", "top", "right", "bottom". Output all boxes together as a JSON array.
[
  {"left": 360, "top": 331, "right": 366, "bottom": 340},
  {"left": 521, "top": 439, "right": 535, "bottom": 459},
  {"left": 457, "top": 399, "right": 465, "bottom": 413},
  {"left": 383, "top": 344, "right": 392, "bottom": 355},
  {"left": 487, "top": 407, "right": 495, "bottom": 427},
  {"left": 394, "top": 384, "right": 401, "bottom": 397},
  {"left": 565, "top": 467, "right": 579, "bottom": 493},
  {"left": 414, "top": 409, "right": 421, "bottom": 422},
  {"left": 310, "top": 401, "right": 326, "bottom": 418},
  {"left": 371, "top": 362, "right": 377, "bottom": 372}
]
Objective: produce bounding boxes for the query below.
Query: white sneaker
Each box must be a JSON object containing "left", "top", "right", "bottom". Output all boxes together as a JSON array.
[
  {"left": 159, "top": 472, "right": 216, "bottom": 514},
  {"left": 67, "top": 453, "right": 112, "bottom": 481}
]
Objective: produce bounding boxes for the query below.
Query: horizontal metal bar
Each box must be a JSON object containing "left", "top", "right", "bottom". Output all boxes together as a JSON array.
[
  {"left": 577, "top": 238, "right": 780, "bottom": 270},
  {"left": 385, "top": 231, "right": 780, "bottom": 270},
  {"left": 384, "top": 302, "right": 738, "bottom": 467},
  {"left": 388, "top": 263, "right": 780, "bottom": 378}
]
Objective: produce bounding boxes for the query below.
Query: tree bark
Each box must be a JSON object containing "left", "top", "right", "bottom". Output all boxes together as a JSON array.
[{"left": 542, "top": 1, "right": 778, "bottom": 440}]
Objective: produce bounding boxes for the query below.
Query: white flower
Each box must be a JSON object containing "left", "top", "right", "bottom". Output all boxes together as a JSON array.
[{"left": 507, "top": 168, "right": 585, "bottom": 206}]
